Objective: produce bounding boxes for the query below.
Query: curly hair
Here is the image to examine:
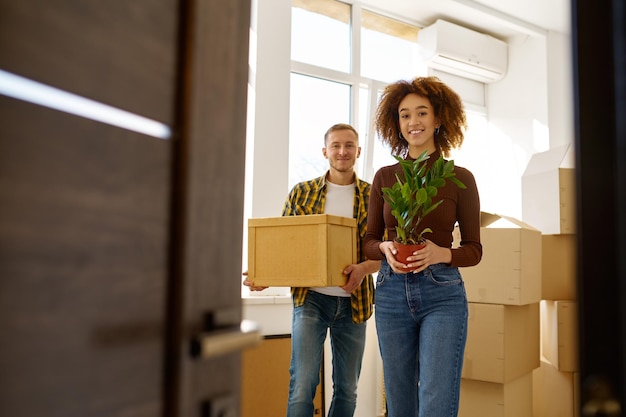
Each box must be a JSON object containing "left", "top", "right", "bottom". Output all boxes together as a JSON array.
[{"left": 374, "top": 76, "right": 467, "bottom": 158}]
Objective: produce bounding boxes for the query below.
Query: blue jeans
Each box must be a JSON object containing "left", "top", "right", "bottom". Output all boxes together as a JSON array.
[
  {"left": 286, "top": 290, "right": 367, "bottom": 417},
  {"left": 375, "top": 260, "right": 468, "bottom": 417}
]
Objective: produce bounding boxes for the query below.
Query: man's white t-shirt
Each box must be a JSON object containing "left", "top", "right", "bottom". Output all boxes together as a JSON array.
[{"left": 311, "top": 180, "right": 355, "bottom": 297}]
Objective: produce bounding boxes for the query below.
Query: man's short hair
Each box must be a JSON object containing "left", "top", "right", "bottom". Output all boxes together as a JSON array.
[{"left": 324, "top": 123, "right": 359, "bottom": 145}]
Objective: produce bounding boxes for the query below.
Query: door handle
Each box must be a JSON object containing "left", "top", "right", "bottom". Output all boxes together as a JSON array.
[{"left": 191, "top": 319, "right": 261, "bottom": 359}]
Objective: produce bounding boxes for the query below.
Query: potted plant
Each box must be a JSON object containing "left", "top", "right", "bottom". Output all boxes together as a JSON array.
[{"left": 381, "top": 150, "right": 466, "bottom": 265}]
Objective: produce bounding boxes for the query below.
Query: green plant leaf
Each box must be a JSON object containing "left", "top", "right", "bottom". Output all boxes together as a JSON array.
[
  {"left": 421, "top": 200, "right": 443, "bottom": 217},
  {"left": 415, "top": 188, "right": 428, "bottom": 205},
  {"left": 449, "top": 177, "right": 467, "bottom": 189},
  {"left": 430, "top": 178, "right": 445, "bottom": 188},
  {"left": 382, "top": 153, "right": 466, "bottom": 244}
]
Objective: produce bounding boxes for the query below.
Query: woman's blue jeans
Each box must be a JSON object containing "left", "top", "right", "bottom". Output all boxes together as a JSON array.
[
  {"left": 375, "top": 260, "right": 468, "bottom": 417},
  {"left": 286, "top": 290, "right": 366, "bottom": 417}
]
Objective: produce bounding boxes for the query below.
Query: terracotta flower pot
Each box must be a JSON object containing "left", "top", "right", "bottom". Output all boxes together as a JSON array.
[{"left": 394, "top": 241, "right": 426, "bottom": 267}]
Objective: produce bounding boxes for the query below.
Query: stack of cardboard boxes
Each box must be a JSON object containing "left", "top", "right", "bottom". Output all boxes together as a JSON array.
[
  {"left": 455, "top": 213, "right": 541, "bottom": 417},
  {"left": 455, "top": 145, "right": 579, "bottom": 417},
  {"left": 522, "top": 145, "right": 580, "bottom": 417}
]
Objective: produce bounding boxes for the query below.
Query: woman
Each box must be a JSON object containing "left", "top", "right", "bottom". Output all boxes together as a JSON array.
[{"left": 363, "top": 76, "right": 482, "bottom": 417}]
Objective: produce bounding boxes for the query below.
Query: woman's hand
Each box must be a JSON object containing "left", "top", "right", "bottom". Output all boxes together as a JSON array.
[
  {"left": 403, "top": 240, "right": 452, "bottom": 273},
  {"left": 379, "top": 241, "right": 411, "bottom": 273},
  {"left": 380, "top": 240, "right": 452, "bottom": 274}
]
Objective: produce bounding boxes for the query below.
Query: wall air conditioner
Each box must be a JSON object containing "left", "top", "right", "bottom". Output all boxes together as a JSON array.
[{"left": 417, "top": 19, "right": 508, "bottom": 83}]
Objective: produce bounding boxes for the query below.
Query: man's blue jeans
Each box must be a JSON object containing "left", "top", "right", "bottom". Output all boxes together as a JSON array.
[
  {"left": 375, "top": 260, "right": 468, "bottom": 417},
  {"left": 286, "top": 290, "right": 367, "bottom": 417}
]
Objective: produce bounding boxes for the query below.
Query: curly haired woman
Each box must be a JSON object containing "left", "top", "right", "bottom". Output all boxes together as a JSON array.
[{"left": 363, "top": 76, "right": 482, "bottom": 417}]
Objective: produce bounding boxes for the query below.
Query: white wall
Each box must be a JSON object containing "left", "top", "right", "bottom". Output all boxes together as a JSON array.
[
  {"left": 483, "top": 31, "right": 574, "bottom": 219},
  {"left": 546, "top": 31, "right": 574, "bottom": 149},
  {"left": 247, "top": 0, "right": 292, "bottom": 219},
  {"left": 483, "top": 34, "right": 549, "bottom": 219},
  {"left": 243, "top": 0, "right": 293, "bottom": 297}
]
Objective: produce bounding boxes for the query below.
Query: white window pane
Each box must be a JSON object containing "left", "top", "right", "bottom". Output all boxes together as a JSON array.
[
  {"left": 355, "top": 85, "right": 370, "bottom": 177},
  {"left": 372, "top": 134, "right": 397, "bottom": 173},
  {"left": 291, "top": 0, "right": 350, "bottom": 73},
  {"left": 360, "top": 10, "right": 426, "bottom": 82},
  {"left": 289, "top": 73, "right": 350, "bottom": 187},
  {"left": 371, "top": 89, "right": 398, "bottom": 173}
]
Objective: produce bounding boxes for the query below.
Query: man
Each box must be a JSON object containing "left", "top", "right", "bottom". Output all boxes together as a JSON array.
[{"left": 245, "top": 123, "right": 379, "bottom": 417}]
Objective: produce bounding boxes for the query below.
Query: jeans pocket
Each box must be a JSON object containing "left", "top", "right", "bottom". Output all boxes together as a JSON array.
[
  {"left": 376, "top": 260, "right": 391, "bottom": 287},
  {"left": 427, "top": 264, "right": 462, "bottom": 286}
]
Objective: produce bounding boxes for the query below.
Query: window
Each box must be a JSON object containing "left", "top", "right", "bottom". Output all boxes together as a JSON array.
[
  {"left": 289, "top": 1, "right": 426, "bottom": 184},
  {"left": 291, "top": 0, "right": 351, "bottom": 73},
  {"left": 288, "top": 73, "right": 351, "bottom": 186},
  {"left": 360, "top": 10, "right": 424, "bottom": 83},
  {"left": 288, "top": 1, "right": 506, "bottom": 215}
]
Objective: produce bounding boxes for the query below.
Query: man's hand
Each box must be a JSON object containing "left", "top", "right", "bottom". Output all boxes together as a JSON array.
[
  {"left": 340, "top": 263, "right": 366, "bottom": 293},
  {"left": 340, "top": 259, "right": 380, "bottom": 293},
  {"left": 242, "top": 271, "right": 268, "bottom": 291}
]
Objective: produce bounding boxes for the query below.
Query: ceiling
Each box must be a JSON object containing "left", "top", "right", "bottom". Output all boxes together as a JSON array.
[{"left": 358, "top": 0, "right": 571, "bottom": 40}]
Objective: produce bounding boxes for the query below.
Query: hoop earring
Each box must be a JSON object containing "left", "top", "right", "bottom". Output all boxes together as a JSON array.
[
  {"left": 399, "top": 132, "right": 405, "bottom": 140},
  {"left": 435, "top": 126, "right": 440, "bottom": 135}
]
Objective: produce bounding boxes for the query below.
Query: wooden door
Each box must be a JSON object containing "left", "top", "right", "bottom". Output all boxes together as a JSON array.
[
  {"left": 571, "top": 0, "right": 626, "bottom": 414},
  {"left": 0, "top": 0, "right": 251, "bottom": 416}
]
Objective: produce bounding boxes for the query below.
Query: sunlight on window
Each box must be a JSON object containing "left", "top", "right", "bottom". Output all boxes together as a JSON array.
[
  {"left": 356, "top": 85, "right": 370, "bottom": 177},
  {"left": 370, "top": 89, "right": 402, "bottom": 175},
  {"left": 372, "top": 136, "right": 396, "bottom": 172},
  {"left": 289, "top": 1, "right": 429, "bottom": 186},
  {"left": 289, "top": 73, "right": 350, "bottom": 188},
  {"left": 361, "top": 10, "right": 426, "bottom": 83},
  {"left": 291, "top": 0, "right": 350, "bottom": 73}
]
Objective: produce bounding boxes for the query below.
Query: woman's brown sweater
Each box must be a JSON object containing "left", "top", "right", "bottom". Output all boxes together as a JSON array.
[{"left": 363, "top": 150, "right": 483, "bottom": 268}]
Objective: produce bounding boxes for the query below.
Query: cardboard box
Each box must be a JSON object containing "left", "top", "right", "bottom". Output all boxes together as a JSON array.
[
  {"left": 247, "top": 214, "right": 357, "bottom": 287},
  {"left": 463, "top": 303, "right": 540, "bottom": 383},
  {"left": 241, "top": 336, "right": 323, "bottom": 417},
  {"left": 458, "top": 212, "right": 542, "bottom": 305},
  {"left": 542, "top": 234, "right": 577, "bottom": 300},
  {"left": 459, "top": 373, "right": 532, "bottom": 417},
  {"left": 540, "top": 300, "right": 579, "bottom": 372},
  {"left": 522, "top": 144, "right": 576, "bottom": 235},
  {"left": 533, "top": 359, "right": 580, "bottom": 417}
]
